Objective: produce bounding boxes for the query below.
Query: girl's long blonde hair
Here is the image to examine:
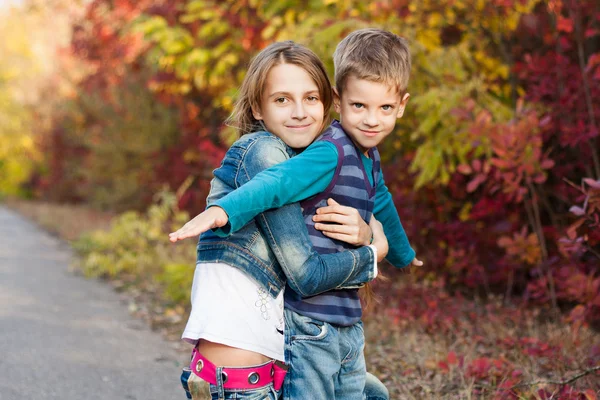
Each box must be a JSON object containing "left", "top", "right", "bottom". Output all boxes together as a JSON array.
[{"left": 225, "top": 41, "right": 333, "bottom": 135}]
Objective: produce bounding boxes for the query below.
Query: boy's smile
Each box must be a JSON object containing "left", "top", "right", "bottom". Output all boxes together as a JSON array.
[{"left": 334, "top": 76, "right": 409, "bottom": 154}]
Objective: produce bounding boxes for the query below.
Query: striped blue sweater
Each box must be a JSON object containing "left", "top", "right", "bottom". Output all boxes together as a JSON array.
[{"left": 284, "top": 120, "right": 380, "bottom": 326}]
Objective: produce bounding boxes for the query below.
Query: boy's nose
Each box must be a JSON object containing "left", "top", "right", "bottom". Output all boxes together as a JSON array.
[{"left": 363, "top": 113, "right": 378, "bottom": 127}]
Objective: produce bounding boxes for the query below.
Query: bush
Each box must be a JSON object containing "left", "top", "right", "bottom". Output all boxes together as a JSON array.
[{"left": 73, "top": 191, "right": 197, "bottom": 304}]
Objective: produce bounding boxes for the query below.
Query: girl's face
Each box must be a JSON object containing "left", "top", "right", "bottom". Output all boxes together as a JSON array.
[{"left": 252, "top": 63, "right": 325, "bottom": 149}]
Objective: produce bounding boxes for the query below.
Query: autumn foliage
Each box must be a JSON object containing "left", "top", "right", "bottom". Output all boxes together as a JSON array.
[
  {"left": 9, "top": 0, "right": 597, "bottom": 323},
  {"left": 1, "top": 0, "right": 598, "bottom": 395}
]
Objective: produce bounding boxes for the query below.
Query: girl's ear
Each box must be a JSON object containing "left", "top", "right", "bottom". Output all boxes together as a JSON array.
[
  {"left": 252, "top": 105, "right": 263, "bottom": 120},
  {"left": 333, "top": 87, "right": 341, "bottom": 113},
  {"left": 396, "top": 92, "right": 410, "bottom": 119}
]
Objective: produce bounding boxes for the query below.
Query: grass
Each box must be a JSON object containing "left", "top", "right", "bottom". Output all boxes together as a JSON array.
[
  {"left": 6, "top": 199, "right": 599, "bottom": 399},
  {"left": 363, "top": 277, "right": 599, "bottom": 399}
]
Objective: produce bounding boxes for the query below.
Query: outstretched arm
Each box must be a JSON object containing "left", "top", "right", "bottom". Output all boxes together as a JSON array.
[
  {"left": 169, "top": 140, "right": 338, "bottom": 241},
  {"left": 373, "top": 171, "right": 422, "bottom": 268}
]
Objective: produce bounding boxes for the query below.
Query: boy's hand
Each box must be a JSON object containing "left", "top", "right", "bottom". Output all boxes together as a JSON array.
[
  {"left": 169, "top": 206, "right": 229, "bottom": 243},
  {"left": 313, "top": 198, "right": 372, "bottom": 246},
  {"left": 409, "top": 257, "right": 423, "bottom": 267}
]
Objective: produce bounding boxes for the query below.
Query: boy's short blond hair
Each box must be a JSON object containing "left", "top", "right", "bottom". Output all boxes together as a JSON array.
[{"left": 333, "top": 28, "right": 411, "bottom": 95}]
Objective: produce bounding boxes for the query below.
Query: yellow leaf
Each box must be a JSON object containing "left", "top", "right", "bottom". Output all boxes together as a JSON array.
[
  {"left": 284, "top": 10, "right": 296, "bottom": 25},
  {"left": 262, "top": 25, "right": 277, "bottom": 40},
  {"left": 428, "top": 13, "right": 443, "bottom": 28},
  {"left": 458, "top": 202, "right": 472, "bottom": 222},
  {"left": 222, "top": 96, "right": 233, "bottom": 110},
  {"left": 416, "top": 29, "right": 440, "bottom": 51}
]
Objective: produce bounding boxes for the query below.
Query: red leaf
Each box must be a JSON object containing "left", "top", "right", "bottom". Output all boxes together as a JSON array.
[
  {"left": 539, "top": 115, "right": 552, "bottom": 126},
  {"left": 467, "top": 174, "right": 486, "bottom": 193},
  {"left": 588, "top": 54, "right": 600, "bottom": 71},
  {"left": 566, "top": 219, "right": 586, "bottom": 239},
  {"left": 457, "top": 164, "right": 472, "bottom": 174},
  {"left": 490, "top": 158, "right": 512, "bottom": 169},
  {"left": 447, "top": 351, "right": 458, "bottom": 365},
  {"left": 540, "top": 159, "right": 555, "bottom": 169},
  {"left": 438, "top": 361, "right": 449, "bottom": 372},
  {"left": 556, "top": 16, "right": 573, "bottom": 33},
  {"left": 583, "top": 178, "right": 600, "bottom": 189},
  {"left": 584, "top": 389, "right": 598, "bottom": 400},
  {"left": 533, "top": 173, "right": 547, "bottom": 184},
  {"left": 585, "top": 28, "right": 599, "bottom": 38}
]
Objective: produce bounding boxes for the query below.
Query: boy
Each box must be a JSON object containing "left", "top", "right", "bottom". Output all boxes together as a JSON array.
[{"left": 171, "top": 28, "right": 421, "bottom": 399}]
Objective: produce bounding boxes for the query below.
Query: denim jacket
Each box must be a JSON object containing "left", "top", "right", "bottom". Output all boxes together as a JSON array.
[{"left": 197, "top": 131, "right": 376, "bottom": 298}]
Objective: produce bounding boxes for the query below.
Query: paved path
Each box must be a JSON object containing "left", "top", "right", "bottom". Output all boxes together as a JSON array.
[{"left": 0, "top": 205, "right": 186, "bottom": 400}]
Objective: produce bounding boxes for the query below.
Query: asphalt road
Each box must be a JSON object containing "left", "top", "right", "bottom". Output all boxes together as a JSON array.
[{"left": 0, "top": 205, "right": 186, "bottom": 400}]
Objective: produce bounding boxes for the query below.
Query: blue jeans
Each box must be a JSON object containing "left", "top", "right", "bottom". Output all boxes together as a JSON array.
[
  {"left": 283, "top": 309, "right": 388, "bottom": 400},
  {"left": 181, "top": 366, "right": 280, "bottom": 400},
  {"left": 364, "top": 372, "right": 389, "bottom": 400}
]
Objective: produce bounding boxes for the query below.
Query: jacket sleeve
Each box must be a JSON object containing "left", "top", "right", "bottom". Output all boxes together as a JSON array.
[{"left": 238, "top": 136, "right": 377, "bottom": 297}]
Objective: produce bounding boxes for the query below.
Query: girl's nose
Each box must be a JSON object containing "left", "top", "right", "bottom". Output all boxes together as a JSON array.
[{"left": 292, "top": 103, "right": 307, "bottom": 119}]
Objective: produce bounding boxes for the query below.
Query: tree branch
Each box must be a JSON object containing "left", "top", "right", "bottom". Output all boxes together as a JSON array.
[{"left": 508, "top": 365, "right": 600, "bottom": 389}]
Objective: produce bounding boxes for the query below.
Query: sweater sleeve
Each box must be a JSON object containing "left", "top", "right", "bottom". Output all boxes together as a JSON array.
[
  {"left": 373, "top": 170, "right": 416, "bottom": 268},
  {"left": 213, "top": 141, "right": 339, "bottom": 235}
]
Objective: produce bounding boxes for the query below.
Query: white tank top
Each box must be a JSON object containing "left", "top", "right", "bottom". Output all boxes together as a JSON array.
[{"left": 181, "top": 262, "right": 285, "bottom": 361}]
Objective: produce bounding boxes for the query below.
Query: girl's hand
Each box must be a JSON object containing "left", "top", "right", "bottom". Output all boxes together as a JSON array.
[
  {"left": 313, "top": 198, "right": 372, "bottom": 246},
  {"left": 169, "top": 206, "right": 229, "bottom": 242},
  {"left": 369, "top": 216, "right": 388, "bottom": 262}
]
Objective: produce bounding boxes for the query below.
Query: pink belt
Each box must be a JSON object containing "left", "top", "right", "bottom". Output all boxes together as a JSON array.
[{"left": 190, "top": 348, "right": 287, "bottom": 391}]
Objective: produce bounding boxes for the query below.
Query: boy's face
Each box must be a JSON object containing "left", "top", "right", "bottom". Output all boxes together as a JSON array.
[
  {"left": 252, "top": 63, "right": 325, "bottom": 150},
  {"left": 334, "top": 75, "right": 409, "bottom": 154}
]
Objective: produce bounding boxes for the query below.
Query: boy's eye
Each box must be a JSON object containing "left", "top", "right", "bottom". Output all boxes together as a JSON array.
[
  {"left": 352, "top": 103, "right": 364, "bottom": 109},
  {"left": 381, "top": 105, "right": 394, "bottom": 111}
]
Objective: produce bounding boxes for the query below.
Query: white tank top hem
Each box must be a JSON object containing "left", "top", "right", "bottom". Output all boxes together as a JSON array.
[{"left": 181, "top": 262, "right": 285, "bottom": 362}]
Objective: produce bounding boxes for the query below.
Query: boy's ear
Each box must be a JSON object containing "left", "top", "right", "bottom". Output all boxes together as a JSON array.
[
  {"left": 251, "top": 105, "right": 263, "bottom": 120},
  {"left": 396, "top": 92, "right": 410, "bottom": 119},
  {"left": 332, "top": 87, "right": 341, "bottom": 113}
]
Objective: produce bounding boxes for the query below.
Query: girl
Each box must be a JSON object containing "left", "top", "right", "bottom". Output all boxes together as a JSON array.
[{"left": 174, "top": 41, "right": 389, "bottom": 400}]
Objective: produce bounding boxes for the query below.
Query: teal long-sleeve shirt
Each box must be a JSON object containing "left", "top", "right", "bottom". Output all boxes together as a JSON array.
[{"left": 213, "top": 140, "right": 416, "bottom": 268}]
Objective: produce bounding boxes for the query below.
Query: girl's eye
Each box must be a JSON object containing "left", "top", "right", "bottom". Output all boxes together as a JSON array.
[
  {"left": 275, "top": 97, "right": 288, "bottom": 104},
  {"left": 306, "top": 96, "right": 319, "bottom": 103},
  {"left": 352, "top": 103, "right": 364, "bottom": 109}
]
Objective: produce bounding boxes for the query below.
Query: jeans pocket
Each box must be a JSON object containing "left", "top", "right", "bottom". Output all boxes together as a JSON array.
[
  {"left": 269, "top": 386, "right": 281, "bottom": 399},
  {"left": 289, "top": 312, "right": 328, "bottom": 342},
  {"left": 183, "top": 372, "right": 211, "bottom": 399},
  {"left": 181, "top": 367, "right": 193, "bottom": 399}
]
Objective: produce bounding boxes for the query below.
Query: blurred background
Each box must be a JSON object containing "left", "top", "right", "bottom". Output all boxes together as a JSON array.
[{"left": 1, "top": 0, "right": 598, "bottom": 397}]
